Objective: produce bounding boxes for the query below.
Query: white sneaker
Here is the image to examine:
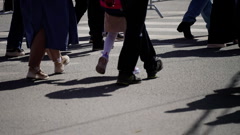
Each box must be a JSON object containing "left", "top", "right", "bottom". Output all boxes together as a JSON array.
[{"left": 54, "top": 55, "right": 70, "bottom": 73}]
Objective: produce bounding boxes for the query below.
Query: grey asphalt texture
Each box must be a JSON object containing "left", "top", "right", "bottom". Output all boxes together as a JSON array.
[{"left": 0, "top": 0, "right": 240, "bottom": 135}]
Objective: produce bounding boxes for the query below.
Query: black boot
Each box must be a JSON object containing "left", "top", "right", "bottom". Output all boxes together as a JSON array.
[{"left": 177, "top": 22, "right": 194, "bottom": 39}]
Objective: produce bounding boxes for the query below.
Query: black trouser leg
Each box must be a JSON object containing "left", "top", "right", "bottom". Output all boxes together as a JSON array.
[
  {"left": 87, "top": 0, "right": 104, "bottom": 46},
  {"left": 74, "top": 0, "right": 88, "bottom": 24},
  {"left": 4, "top": 0, "right": 13, "bottom": 11},
  {"left": 7, "top": 0, "right": 24, "bottom": 49},
  {"left": 139, "top": 25, "right": 157, "bottom": 71},
  {"left": 118, "top": 0, "right": 154, "bottom": 74}
]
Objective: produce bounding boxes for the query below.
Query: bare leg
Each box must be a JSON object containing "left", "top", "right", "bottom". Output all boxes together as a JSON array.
[
  {"left": 28, "top": 29, "right": 46, "bottom": 68},
  {"left": 27, "top": 29, "right": 49, "bottom": 79},
  {"left": 45, "top": 48, "right": 61, "bottom": 62},
  {"left": 46, "top": 49, "right": 70, "bottom": 73}
]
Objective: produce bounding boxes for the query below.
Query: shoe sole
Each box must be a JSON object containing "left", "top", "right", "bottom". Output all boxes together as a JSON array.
[
  {"left": 96, "top": 57, "right": 108, "bottom": 74},
  {"left": 116, "top": 80, "right": 141, "bottom": 86},
  {"left": 116, "top": 75, "right": 142, "bottom": 86},
  {"left": 5, "top": 53, "right": 25, "bottom": 57}
]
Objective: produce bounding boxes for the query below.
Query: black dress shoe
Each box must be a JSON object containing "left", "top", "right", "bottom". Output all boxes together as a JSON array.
[{"left": 177, "top": 22, "right": 194, "bottom": 39}]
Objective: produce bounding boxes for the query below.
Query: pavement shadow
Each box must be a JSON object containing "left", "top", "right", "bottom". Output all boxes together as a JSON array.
[
  {"left": 78, "top": 36, "right": 91, "bottom": 42},
  {"left": 0, "top": 43, "right": 93, "bottom": 63},
  {"left": 45, "top": 83, "right": 126, "bottom": 99},
  {"left": 52, "top": 76, "right": 117, "bottom": 86},
  {"left": 157, "top": 47, "right": 240, "bottom": 58},
  {"left": 165, "top": 71, "right": 240, "bottom": 134},
  {"left": 0, "top": 78, "right": 61, "bottom": 91},
  {"left": 0, "top": 37, "right": 7, "bottom": 42},
  {"left": 166, "top": 87, "right": 240, "bottom": 113},
  {"left": 152, "top": 36, "right": 208, "bottom": 47}
]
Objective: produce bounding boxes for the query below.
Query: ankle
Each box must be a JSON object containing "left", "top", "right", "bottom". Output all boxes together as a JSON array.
[{"left": 28, "top": 66, "right": 40, "bottom": 72}]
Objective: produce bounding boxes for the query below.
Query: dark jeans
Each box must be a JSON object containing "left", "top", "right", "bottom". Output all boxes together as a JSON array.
[
  {"left": 208, "top": 0, "right": 237, "bottom": 44},
  {"left": 117, "top": 0, "right": 157, "bottom": 74},
  {"left": 7, "top": 0, "right": 24, "bottom": 49}
]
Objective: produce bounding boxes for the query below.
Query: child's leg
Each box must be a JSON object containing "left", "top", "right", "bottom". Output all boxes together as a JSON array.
[{"left": 102, "top": 32, "right": 118, "bottom": 57}]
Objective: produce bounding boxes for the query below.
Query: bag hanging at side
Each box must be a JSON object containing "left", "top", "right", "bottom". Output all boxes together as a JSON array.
[{"left": 100, "top": 0, "right": 124, "bottom": 17}]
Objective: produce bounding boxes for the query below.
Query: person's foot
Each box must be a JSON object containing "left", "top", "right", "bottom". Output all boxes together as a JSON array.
[
  {"left": 26, "top": 67, "right": 49, "bottom": 80},
  {"left": 96, "top": 56, "right": 108, "bottom": 74},
  {"left": 5, "top": 48, "right": 25, "bottom": 57},
  {"left": 147, "top": 57, "right": 163, "bottom": 79},
  {"left": 54, "top": 55, "right": 70, "bottom": 74},
  {"left": 116, "top": 72, "right": 141, "bottom": 86},
  {"left": 177, "top": 22, "right": 194, "bottom": 39}
]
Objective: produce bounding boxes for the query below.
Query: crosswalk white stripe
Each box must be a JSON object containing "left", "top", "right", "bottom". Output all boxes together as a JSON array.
[
  {"left": 0, "top": 10, "right": 208, "bottom": 45},
  {"left": 0, "top": 34, "right": 208, "bottom": 45},
  {"left": 79, "top": 20, "right": 206, "bottom": 26},
  {"left": 146, "top": 27, "right": 207, "bottom": 32},
  {"left": 77, "top": 27, "right": 207, "bottom": 32},
  {"left": 145, "top": 22, "right": 206, "bottom": 25},
  {"left": 146, "top": 16, "right": 204, "bottom": 20},
  {"left": 159, "top": 11, "right": 186, "bottom": 14}
]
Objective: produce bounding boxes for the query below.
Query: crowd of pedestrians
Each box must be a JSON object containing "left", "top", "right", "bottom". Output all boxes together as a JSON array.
[
  {"left": 1, "top": 0, "right": 239, "bottom": 85},
  {"left": 178, "top": 0, "right": 240, "bottom": 48}
]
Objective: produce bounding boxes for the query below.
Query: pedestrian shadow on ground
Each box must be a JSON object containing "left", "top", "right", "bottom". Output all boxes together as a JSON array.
[
  {"left": 0, "top": 43, "right": 93, "bottom": 63},
  {"left": 45, "top": 76, "right": 127, "bottom": 99},
  {"left": 166, "top": 87, "right": 240, "bottom": 135},
  {"left": 151, "top": 36, "right": 208, "bottom": 47},
  {"left": 45, "top": 83, "right": 126, "bottom": 99},
  {"left": 165, "top": 71, "right": 240, "bottom": 134},
  {"left": 157, "top": 47, "right": 240, "bottom": 58},
  {"left": 0, "top": 78, "right": 61, "bottom": 91},
  {"left": 165, "top": 87, "right": 240, "bottom": 118},
  {"left": 52, "top": 76, "right": 117, "bottom": 86}
]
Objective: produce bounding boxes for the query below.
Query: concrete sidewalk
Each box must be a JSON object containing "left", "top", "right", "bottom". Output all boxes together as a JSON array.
[{"left": 0, "top": 0, "right": 239, "bottom": 135}]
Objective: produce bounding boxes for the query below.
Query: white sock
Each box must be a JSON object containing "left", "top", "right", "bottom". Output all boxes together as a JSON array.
[
  {"left": 56, "top": 57, "right": 62, "bottom": 63},
  {"left": 102, "top": 32, "right": 118, "bottom": 57}
]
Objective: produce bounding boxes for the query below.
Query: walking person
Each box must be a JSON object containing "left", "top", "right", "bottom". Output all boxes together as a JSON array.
[
  {"left": 5, "top": 0, "right": 25, "bottom": 57},
  {"left": 177, "top": 0, "right": 212, "bottom": 39},
  {"left": 20, "top": 0, "right": 78, "bottom": 79},
  {"left": 95, "top": 0, "right": 126, "bottom": 74},
  {"left": 74, "top": 0, "right": 105, "bottom": 51},
  {"left": 207, "top": 0, "right": 239, "bottom": 48},
  {"left": 116, "top": 0, "right": 163, "bottom": 85}
]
